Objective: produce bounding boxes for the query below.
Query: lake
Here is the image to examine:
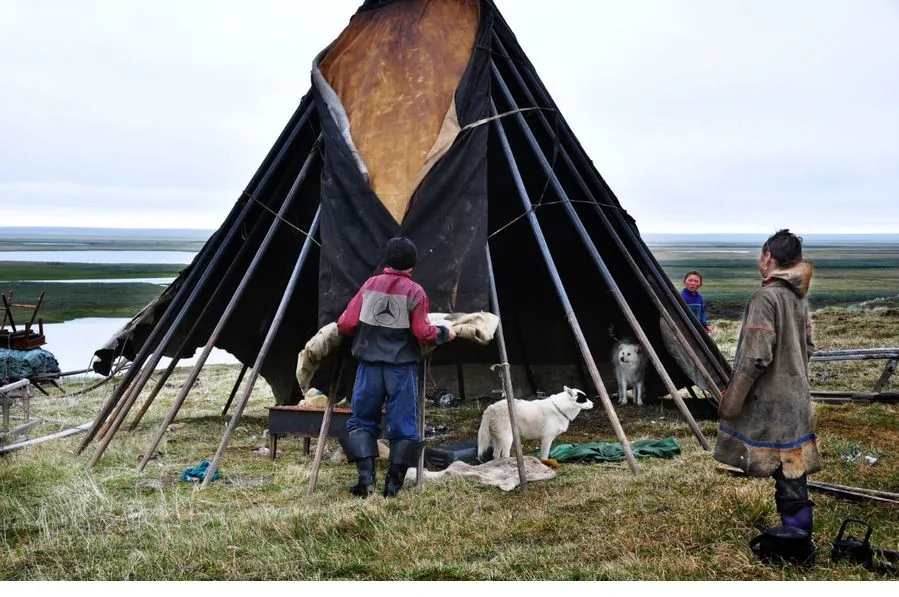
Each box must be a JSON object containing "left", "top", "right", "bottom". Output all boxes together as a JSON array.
[
  {"left": 0, "top": 251, "right": 197, "bottom": 264},
  {"left": 22, "top": 278, "right": 175, "bottom": 285},
  {"left": 40, "top": 317, "right": 240, "bottom": 374}
]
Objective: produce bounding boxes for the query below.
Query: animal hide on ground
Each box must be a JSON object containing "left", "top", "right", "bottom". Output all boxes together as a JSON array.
[{"left": 404, "top": 455, "right": 556, "bottom": 491}]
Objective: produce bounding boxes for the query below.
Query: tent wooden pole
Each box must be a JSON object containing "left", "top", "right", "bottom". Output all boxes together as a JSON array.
[
  {"left": 306, "top": 391, "right": 336, "bottom": 496},
  {"left": 490, "top": 41, "right": 725, "bottom": 404},
  {"left": 129, "top": 274, "right": 263, "bottom": 431},
  {"left": 305, "top": 352, "right": 348, "bottom": 487},
  {"left": 199, "top": 209, "right": 322, "bottom": 488},
  {"left": 221, "top": 364, "right": 249, "bottom": 417},
  {"left": 77, "top": 102, "right": 317, "bottom": 456},
  {"left": 415, "top": 358, "right": 427, "bottom": 486},
  {"left": 485, "top": 242, "right": 528, "bottom": 490},
  {"left": 124, "top": 357, "right": 182, "bottom": 432},
  {"left": 490, "top": 99, "right": 641, "bottom": 475},
  {"left": 492, "top": 31, "right": 731, "bottom": 385},
  {"left": 131, "top": 152, "right": 321, "bottom": 473},
  {"left": 94, "top": 365, "right": 156, "bottom": 442},
  {"left": 492, "top": 67, "right": 710, "bottom": 451},
  {"left": 104, "top": 136, "right": 320, "bottom": 465}
]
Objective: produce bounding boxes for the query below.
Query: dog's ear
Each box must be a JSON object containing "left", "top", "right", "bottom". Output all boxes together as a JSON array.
[{"left": 563, "top": 385, "right": 571, "bottom": 394}]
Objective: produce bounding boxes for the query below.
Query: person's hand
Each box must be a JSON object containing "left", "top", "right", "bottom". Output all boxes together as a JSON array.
[
  {"left": 706, "top": 325, "right": 714, "bottom": 333},
  {"left": 447, "top": 327, "right": 457, "bottom": 341}
]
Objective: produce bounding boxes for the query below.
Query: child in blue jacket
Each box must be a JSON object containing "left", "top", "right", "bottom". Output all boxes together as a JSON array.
[{"left": 680, "top": 270, "right": 712, "bottom": 332}]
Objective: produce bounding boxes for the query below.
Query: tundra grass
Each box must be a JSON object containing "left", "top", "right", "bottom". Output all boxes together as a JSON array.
[
  {"left": 0, "top": 261, "right": 184, "bottom": 281},
  {"left": 0, "top": 281, "right": 170, "bottom": 324},
  {"left": 1, "top": 307, "right": 897, "bottom": 581},
  {"left": 653, "top": 242, "right": 899, "bottom": 320}
]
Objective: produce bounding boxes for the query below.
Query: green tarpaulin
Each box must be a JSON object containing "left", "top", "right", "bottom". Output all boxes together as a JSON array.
[{"left": 547, "top": 436, "right": 681, "bottom": 463}]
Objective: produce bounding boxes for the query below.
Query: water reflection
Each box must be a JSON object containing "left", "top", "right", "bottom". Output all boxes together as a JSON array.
[
  {"left": 12, "top": 278, "right": 175, "bottom": 285},
  {"left": 0, "top": 251, "right": 197, "bottom": 264},
  {"left": 40, "top": 318, "right": 240, "bottom": 374}
]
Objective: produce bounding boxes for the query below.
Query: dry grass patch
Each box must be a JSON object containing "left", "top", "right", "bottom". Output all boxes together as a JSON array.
[{"left": 1, "top": 309, "right": 898, "bottom": 580}]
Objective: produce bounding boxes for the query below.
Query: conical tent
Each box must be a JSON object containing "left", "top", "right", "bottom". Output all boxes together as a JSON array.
[{"left": 81, "top": 0, "right": 732, "bottom": 476}]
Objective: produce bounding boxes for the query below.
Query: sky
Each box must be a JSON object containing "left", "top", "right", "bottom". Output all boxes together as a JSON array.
[{"left": 1, "top": 0, "right": 897, "bottom": 234}]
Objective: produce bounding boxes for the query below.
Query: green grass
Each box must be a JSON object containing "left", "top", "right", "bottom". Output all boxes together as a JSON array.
[
  {"left": 653, "top": 242, "right": 899, "bottom": 320},
  {"left": 0, "top": 261, "right": 184, "bottom": 281},
  {"left": 1, "top": 305, "right": 897, "bottom": 581},
  {"left": 1, "top": 237, "right": 897, "bottom": 580},
  {"left": 0, "top": 280, "right": 171, "bottom": 324},
  {"left": 0, "top": 261, "right": 187, "bottom": 324}
]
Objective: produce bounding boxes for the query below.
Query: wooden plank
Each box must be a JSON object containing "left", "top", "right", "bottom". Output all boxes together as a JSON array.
[
  {"left": 0, "top": 422, "right": 92, "bottom": 454},
  {"left": 0, "top": 419, "right": 41, "bottom": 441},
  {"left": 811, "top": 348, "right": 899, "bottom": 362},
  {"left": 811, "top": 390, "right": 899, "bottom": 404},
  {"left": 872, "top": 358, "right": 897, "bottom": 393},
  {"left": 718, "top": 466, "right": 899, "bottom": 505}
]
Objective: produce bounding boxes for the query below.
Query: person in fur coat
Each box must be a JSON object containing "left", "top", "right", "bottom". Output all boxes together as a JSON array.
[{"left": 714, "top": 229, "right": 820, "bottom": 538}]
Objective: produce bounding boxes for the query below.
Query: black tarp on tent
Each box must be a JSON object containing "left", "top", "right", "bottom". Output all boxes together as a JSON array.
[{"left": 85, "top": 0, "right": 732, "bottom": 468}]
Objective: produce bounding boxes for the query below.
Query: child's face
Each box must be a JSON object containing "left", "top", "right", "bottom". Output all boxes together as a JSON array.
[{"left": 684, "top": 275, "right": 703, "bottom": 292}]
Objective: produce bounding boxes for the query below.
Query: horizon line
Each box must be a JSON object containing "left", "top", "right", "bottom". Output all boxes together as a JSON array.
[{"left": 2, "top": 225, "right": 897, "bottom": 235}]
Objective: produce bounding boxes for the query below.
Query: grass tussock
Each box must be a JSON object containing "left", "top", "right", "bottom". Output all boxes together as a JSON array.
[{"left": 2, "top": 307, "right": 899, "bottom": 581}]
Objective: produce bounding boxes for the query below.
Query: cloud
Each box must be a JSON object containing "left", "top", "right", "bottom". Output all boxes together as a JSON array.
[{"left": 1, "top": 0, "right": 897, "bottom": 232}]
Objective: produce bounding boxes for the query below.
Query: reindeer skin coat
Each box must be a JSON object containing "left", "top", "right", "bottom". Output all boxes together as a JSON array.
[{"left": 714, "top": 262, "right": 822, "bottom": 479}]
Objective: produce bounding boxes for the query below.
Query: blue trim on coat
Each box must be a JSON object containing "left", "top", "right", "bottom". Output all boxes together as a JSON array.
[{"left": 718, "top": 424, "right": 816, "bottom": 449}]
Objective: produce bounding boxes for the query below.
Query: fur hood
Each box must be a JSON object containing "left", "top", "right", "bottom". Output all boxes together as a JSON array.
[{"left": 763, "top": 260, "right": 814, "bottom": 298}]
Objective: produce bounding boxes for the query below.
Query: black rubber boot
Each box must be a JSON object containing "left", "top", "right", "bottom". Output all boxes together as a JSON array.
[
  {"left": 350, "top": 458, "right": 376, "bottom": 497},
  {"left": 339, "top": 429, "right": 380, "bottom": 498},
  {"left": 383, "top": 439, "right": 424, "bottom": 497}
]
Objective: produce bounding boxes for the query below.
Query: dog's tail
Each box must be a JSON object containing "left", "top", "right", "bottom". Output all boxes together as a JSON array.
[{"left": 477, "top": 410, "right": 491, "bottom": 461}]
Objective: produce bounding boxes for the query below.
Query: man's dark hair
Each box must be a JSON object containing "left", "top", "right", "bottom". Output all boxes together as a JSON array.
[
  {"left": 383, "top": 236, "right": 418, "bottom": 270},
  {"left": 763, "top": 229, "right": 803, "bottom": 266},
  {"left": 683, "top": 270, "right": 703, "bottom": 283}
]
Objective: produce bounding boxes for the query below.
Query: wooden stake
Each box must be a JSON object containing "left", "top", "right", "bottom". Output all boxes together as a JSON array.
[
  {"left": 491, "top": 99, "right": 641, "bottom": 474},
  {"left": 199, "top": 209, "right": 321, "bottom": 488},
  {"left": 486, "top": 243, "right": 528, "bottom": 490}
]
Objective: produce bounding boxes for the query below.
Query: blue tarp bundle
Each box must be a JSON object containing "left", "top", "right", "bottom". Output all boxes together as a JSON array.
[
  {"left": 0, "top": 347, "right": 61, "bottom": 383},
  {"left": 181, "top": 461, "right": 221, "bottom": 483}
]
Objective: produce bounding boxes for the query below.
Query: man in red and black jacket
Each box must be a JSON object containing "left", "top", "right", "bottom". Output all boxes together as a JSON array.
[{"left": 337, "top": 236, "right": 456, "bottom": 498}]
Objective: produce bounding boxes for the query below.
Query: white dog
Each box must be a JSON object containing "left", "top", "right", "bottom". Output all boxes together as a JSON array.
[
  {"left": 612, "top": 339, "right": 648, "bottom": 406},
  {"left": 477, "top": 386, "right": 593, "bottom": 460}
]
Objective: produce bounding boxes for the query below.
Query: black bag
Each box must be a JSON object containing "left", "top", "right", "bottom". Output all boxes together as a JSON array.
[{"left": 750, "top": 526, "right": 815, "bottom": 566}]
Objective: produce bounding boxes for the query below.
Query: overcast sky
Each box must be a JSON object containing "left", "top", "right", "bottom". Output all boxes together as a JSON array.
[{"left": 2, "top": 0, "right": 897, "bottom": 234}]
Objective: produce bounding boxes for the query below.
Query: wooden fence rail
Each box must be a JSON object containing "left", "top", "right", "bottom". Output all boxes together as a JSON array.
[{"left": 810, "top": 347, "right": 898, "bottom": 404}]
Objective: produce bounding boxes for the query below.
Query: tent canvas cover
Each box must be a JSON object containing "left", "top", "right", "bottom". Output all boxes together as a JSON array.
[{"left": 84, "top": 0, "right": 732, "bottom": 466}]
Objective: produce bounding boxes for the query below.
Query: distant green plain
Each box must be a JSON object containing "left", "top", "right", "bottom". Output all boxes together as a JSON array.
[
  {"left": 0, "top": 233, "right": 200, "bottom": 324},
  {"left": 1, "top": 238, "right": 898, "bottom": 325},
  {"left": 652, "top": 241, "right": 899, "bottom": 320}
]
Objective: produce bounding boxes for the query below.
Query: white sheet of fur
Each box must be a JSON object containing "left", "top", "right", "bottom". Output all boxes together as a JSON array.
[
  {"left": 404, "top": 456, "right": 556, "bottom": 491},
  {"left": 296, "top": 312, "right": 500, "bottom": 392}
]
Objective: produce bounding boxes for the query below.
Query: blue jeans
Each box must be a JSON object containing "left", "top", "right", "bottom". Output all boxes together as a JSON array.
[{"left": 346, "top": 362, "right": 420, "bottom": 441}]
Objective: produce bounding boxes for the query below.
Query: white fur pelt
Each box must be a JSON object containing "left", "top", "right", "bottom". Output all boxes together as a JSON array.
[
  {"left": 612, "top": 339, "right": 648, "bottom": 406},
  {"left": 404, "top": 456, "right": 556, "bottom": 492},
  {"left": 477, "top": 386, "right": 593, "bottom": 460}
]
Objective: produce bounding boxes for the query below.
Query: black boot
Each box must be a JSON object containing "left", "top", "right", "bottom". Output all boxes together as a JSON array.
[
  {"left": 339, "top": 429, "right": 380, "bottom": 498},
  {"left": 350, "top": 458, "right": 376, "bottom": 497},
  {"left": 383, "top": 439, "right": 424, "bottom": 497}
]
